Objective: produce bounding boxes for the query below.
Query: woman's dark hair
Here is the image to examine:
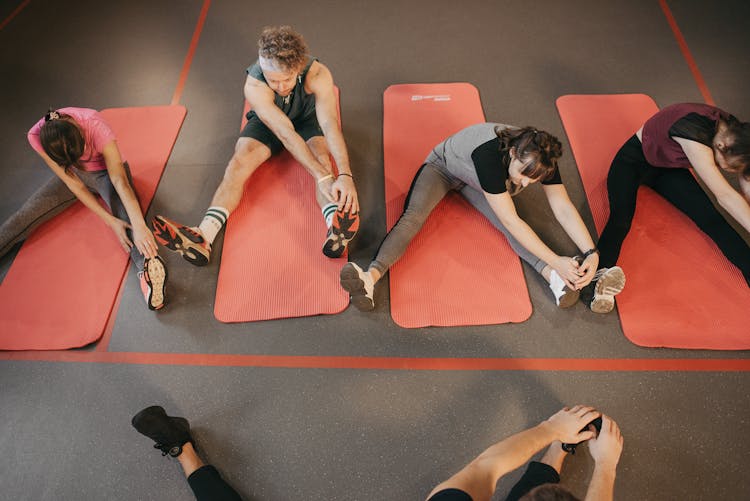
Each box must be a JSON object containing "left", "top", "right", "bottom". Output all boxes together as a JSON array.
[
  {"left": 716, "top": 116, "right": 750, "bottom": 180},
  {"left": 40, "top": 110, "right": 85, "bottom": 172},
  {"left": 519, "top": 483, "right": 580, "bottom": 501},
  {"left": 497, "top": 126, "right": 563, "bottom": 182}
]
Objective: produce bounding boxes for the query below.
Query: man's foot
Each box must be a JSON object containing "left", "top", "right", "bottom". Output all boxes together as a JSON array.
[
  {"left": 589, "top": 266, "right": 626, "bottom": 313},
  {"left": 152, "top": 215, "right": 211, "bottom": 266},
  {"left": 549, "top": 269, "right": 579, "bottom": 308},
  {"left": 323, "top": 208, "right": 360, "bottom": 258},
  {"left": 132, "top": 405, "right": 193, "bottom": 458},
  {"left": 340, "top": 262, "right": 374, "bottom": 311},
  {"left": 139, "top": 256, "right": 167, "bottom": 310}
]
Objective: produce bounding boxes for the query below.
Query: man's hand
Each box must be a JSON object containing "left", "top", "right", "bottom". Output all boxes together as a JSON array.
[
  {"left": 317, "top": 175, "right": 337, "bottom": 204},
  {"left": 587, "top": 415, "right": 624, "bottom": 470},
  {"left": 545, "top": 405, "right": 600, "bottom": 444},
  {"left": 331, "top": 175, "right": 359, "bottom": 213}
]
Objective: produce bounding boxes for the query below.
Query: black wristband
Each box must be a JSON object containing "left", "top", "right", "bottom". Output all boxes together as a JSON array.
[
  {"left": 337, "top": 172, "right": 353, "bottom": 179},
  {"left": 582, "top": 248, "right": 598, "bottom": 259}
]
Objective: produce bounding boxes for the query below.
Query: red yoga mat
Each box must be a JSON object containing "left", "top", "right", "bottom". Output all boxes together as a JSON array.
[
  {"left": 213, "top": 91, "right": 348, "bottom": 322},
  {"left": 557, "top": 94, "right": 750, "bottom": 349},
  {"left": 383, "top": 83, "right": 532, "bottom": 328},
  {"left": 0, "top": 106, "right": 186, "bottom": 350}
]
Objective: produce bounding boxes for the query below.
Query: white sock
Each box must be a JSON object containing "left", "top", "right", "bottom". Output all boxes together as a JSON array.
[
  {"left": 322, "top": 203, "right": 337, "bottom": 227},
  {"left": 548, "top": 269, "right": 567, "bottom": 304},
  {"left": 198, "top": 206, "right": 229, "bottom": 244}
]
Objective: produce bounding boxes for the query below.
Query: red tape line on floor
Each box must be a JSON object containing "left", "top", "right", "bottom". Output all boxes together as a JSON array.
[{"left": 0, "top": 351, "right": 748, "bottom": 372}]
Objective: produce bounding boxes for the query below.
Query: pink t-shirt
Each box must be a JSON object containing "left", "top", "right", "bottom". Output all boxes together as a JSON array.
[{"left": 27, "top": 107, "right": 116, "bottom": 171}]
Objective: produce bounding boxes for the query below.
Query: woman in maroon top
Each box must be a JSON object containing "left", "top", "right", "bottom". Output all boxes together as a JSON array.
[{"left": 590, "top": 103, "right": 750, "bottom": 304}]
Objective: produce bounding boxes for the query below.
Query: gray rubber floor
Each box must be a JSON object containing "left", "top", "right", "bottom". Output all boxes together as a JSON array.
[{"left": 1, "top": 1, "right": 749, "bottom": 500}]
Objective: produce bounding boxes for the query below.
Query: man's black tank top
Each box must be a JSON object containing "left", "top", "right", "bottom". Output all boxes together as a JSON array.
[{"left": 246, "top": 57, "right": 317, "bottom": 122}]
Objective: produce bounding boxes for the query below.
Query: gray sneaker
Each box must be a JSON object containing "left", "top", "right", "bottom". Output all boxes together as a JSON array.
[
  {"left": 339, "top": 262, "right": 375, "bottom": 311},
  {"left": 590, "top": 266, "right": 626, "bottom": 313}
]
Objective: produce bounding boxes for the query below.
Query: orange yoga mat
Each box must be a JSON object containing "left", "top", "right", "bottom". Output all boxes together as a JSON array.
[
  {"left": 557, "top": 94, "right": 750, "bottom": 349},
  {"left": 213, "top": 91, "right": 348, "bottom": 322},
  {"left": 0, "top": 106, "right": 186, "bottom": 350},
  {"left": 383, "top": 83, "right": 532, "bottom": 328}
]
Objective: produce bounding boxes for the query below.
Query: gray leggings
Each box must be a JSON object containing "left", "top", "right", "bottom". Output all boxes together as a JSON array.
[
  {"left": 0, "top": 163, "right": 144, "bottom": 270},
  {"left": 369, "top": 162, "right": 547, "bottom": 276}
]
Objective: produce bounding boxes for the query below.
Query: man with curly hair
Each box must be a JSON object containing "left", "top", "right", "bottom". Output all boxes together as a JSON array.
[{"left": 153, "top": 26, "right": 360, "bottom": 266}]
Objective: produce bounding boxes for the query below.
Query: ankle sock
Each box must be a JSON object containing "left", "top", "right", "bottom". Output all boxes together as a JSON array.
[
  {"left": 322, "top": 203, "right": 337, "bottom": 227},
  {"left": 198, "top": 206, "right": 229, "bottom": 245}
]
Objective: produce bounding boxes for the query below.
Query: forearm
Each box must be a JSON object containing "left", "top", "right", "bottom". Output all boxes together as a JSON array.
[
  {"left": 321, "top": 125, "right": 352, "bottom": 175},
  {"left": 718, "top": 191, "right": 750, "bottom": 234},
  {"left": 504, "top": 217, "right": 559, "bottom": 266},
  {"left": 555, "top": 206, "right": 597, "bottom": 253},
  {"left": 111, "top": 176, "right": 148, "bottom": 229},
  {"left": 472, "top": 422, "right": 558, "bottom": 479},
  {"left": 584, "top": 465, "right": 617, "bottom": 501},
  {"left": 278, "top": 130, "right": 329, "bottom": 179},
  {"left": 67, "top": 177, "right": 116, "bottom": 225}
]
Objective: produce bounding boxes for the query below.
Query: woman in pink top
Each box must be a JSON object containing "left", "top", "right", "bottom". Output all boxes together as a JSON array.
[{"left": 0, "top": 107, "right": 167, "bottom": 310}]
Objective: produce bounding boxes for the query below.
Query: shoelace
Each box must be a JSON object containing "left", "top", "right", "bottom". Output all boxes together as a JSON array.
[{"left": 153, "top": 442, "right": 172, "bottom": 456}]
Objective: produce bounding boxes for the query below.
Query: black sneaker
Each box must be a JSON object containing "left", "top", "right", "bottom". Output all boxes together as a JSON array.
[{"left": 132, "top": 405, "right": 193, "bottom": 457}]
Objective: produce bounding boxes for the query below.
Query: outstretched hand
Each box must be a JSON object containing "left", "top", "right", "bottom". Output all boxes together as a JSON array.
[
  {"left": 132, "top": 223, "right": 159, "bottom": 259},
  {"left": 545, "top": 405, "right": 600, "bottom": 444},
  {"left": 553, "top": 256, "right": 583, "bottom": 289},
  {"left": 109, "top": 217, "right": 133, "bottom": 253},
  {"left": 331, "top": 175, "right": 359, "bottom": 213},
  {"left": 587, "top": 415, "right": 624, "bottom": 470},
  {"left": 574, "top": 252, "right": 599, "bottom": 288}
]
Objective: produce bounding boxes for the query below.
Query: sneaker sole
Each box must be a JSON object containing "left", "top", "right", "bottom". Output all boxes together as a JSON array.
[
  {"left": 152, "top": 216, "right": 210, "bottom": 267},
  {"left": 144, "top": 256, "right": 167, "bottom": 310},
  {"left": 132, "top": 405, "right": 168, "bottom": 429},
  {"left": 591, "top": 267, "right": 626, "bottom": 314},
  {"left": 557, "top": 287, "right": 580, "bottom": 309},
  {"left": 339, "top": 263, "right": 374, "bottom": 312},
  {"left": 323, "top": 211, "right": 360, "bottom": 258}
]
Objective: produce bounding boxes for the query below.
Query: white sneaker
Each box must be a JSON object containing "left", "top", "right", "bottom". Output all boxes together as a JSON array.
[
  {"left": 339, "top": 262, "right": 375, "bottom": 311},
  {"left": 549, "top": 270, "right": 580, "bottom": 308},
  {"left": 590, "top": 266, "right": 626, "bottom": 313}
]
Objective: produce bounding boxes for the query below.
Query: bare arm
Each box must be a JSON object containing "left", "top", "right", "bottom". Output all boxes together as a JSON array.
[
  {"left": 244, "top": 76, "right": 330, "bottom": 181},
  {"left": 33, "top": 149, "right": 135, "bottom": 253},
  {"left": 740, "top": 176, "right": 750, "bottom": 204},
  {"left": 544, "top": 184, "right": 599, "bottom": 287},
  {"left": 675, "top": 137, "right": 750, "bottom": 234},
  {"left": 427, "top": 406, "right": 599, "bottom": 501},
  {"left": 102, "top": 141, "right": 157, "bottom": 258},
  {"left": 584, "top": 416, "right": 624, "bottom": 501},
  {"left": 308, "top": 62, "right": 359, "bottom": 212},
  {"left": 484, "top": 191, "right": 581, "bottom": 287}
]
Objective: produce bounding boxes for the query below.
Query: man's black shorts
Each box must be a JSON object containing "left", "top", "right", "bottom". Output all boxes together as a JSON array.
[{"left": 240, "top": 111, "right": 323, "bottom": 155}]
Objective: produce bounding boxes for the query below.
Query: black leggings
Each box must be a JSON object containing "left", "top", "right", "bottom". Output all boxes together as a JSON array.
[
  {"left": 598, "top": 135, "right": 750, "bottom": 286},
  {"left": 187, "top": 465, "right": 242, "bottom": 501}
]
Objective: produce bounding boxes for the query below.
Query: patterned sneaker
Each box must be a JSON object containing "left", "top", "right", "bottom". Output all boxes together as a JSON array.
[
  {"left": 132, "top": 405, "right": 193, "bottom": 458},
  {"left": 152, "top": 215, "right": 210, "bottom": 266},
  {"left": 339, "top": 262, "right": 375, "bottom": 311},
  {"left": 323, "top": 208, "right": 360, "bottom": 258},
  {"left": 139, "top": 256, "right": 167, "bottom": 310},
  {"left": 549, "top": 269, "right": 579, "bottom": 308},
  {"left": 590, "top": 266, "right": 626, "bottom": 313}
]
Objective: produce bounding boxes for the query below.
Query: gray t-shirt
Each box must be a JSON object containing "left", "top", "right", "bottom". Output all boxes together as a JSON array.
[{"left": 426, "top": 123, "right": 562, "bottom": 194}]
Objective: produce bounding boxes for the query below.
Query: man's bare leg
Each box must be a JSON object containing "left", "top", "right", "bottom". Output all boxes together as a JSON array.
[
  {"left": 307, "top": 136, "right": 360, "bottom": 258},
  {"left": 153, "top": 138, "right": 271, "bottom": 266}
]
